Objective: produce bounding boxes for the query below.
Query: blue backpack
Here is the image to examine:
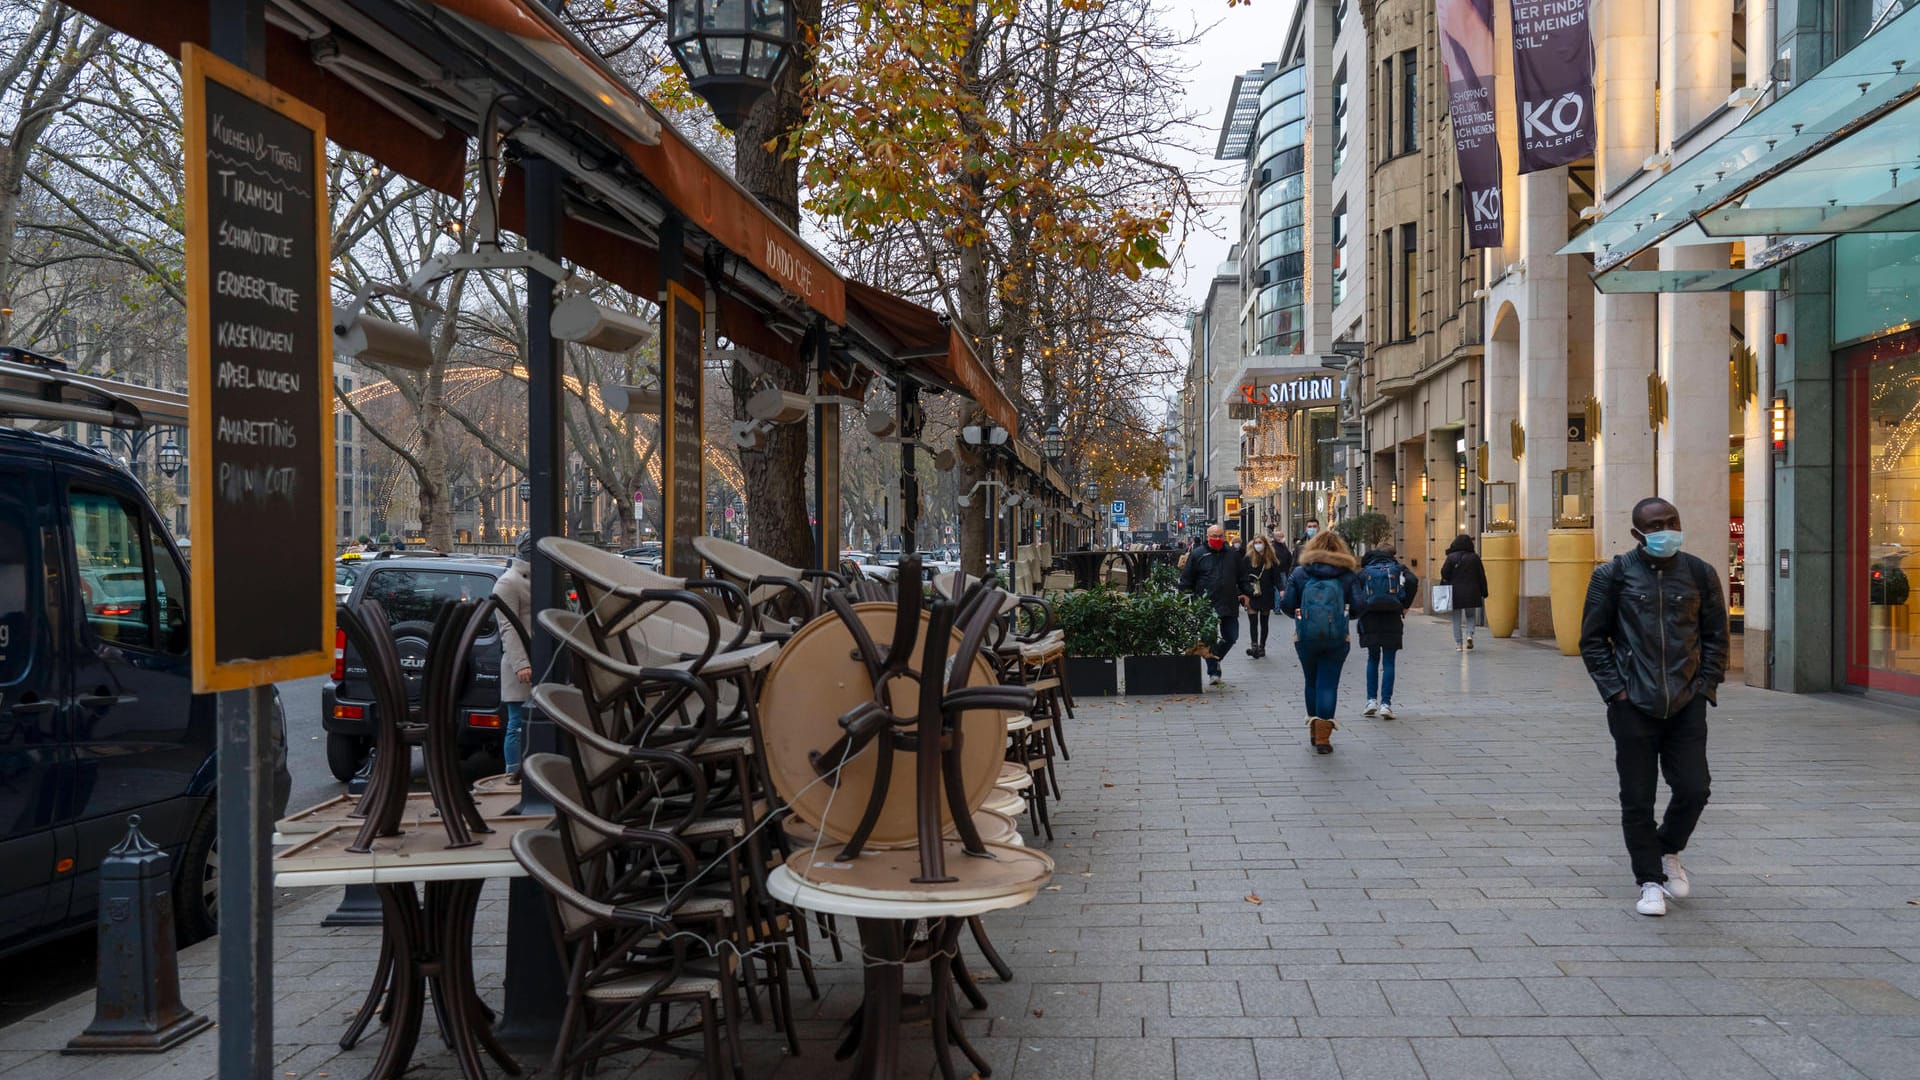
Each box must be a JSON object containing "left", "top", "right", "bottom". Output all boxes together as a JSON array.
[
  {"left": 1359, "top": 561, "right": 1405, "bottom": 613},
  {"left": 1297, "top": 575, "right": 1348, "bottom": 644}
]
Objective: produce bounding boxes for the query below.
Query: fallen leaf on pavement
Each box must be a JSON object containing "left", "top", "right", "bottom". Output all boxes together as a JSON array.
[{"left": 1245, "top": 894, "right": 1262, "bottom": 905}]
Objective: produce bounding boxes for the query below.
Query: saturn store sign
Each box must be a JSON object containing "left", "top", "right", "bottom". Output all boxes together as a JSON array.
[{"left": 1232, "top": 374, "right": 1340, "bottom": 418}]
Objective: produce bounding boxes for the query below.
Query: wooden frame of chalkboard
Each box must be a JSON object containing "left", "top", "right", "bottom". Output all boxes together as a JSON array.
[
  {"left": 182, "top": 44, "right": 335, "bottom": 693},
  {"left": 662, "top": 280, "right": 705, "bottom": 579}
]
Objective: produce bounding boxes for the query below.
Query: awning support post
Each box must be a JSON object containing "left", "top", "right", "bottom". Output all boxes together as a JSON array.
[
  {"left": 500, "top": 154, "right": 569, "bottom": 1041},
  {"left": 899, "top": 378, "right": 919, "bottom": 555},
  {"left": 813, "top": 336, "right": 841, "bottom": 571}
]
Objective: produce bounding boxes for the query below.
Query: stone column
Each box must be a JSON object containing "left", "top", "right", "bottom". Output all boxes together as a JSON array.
[
  {"left": 1592, "top": 0, "right": 1659, "bottom": 558},
  {"left": 1740, "top": 0, "right": 1776, "bottom": 686},
  {"left": 1516, "top": 168, "right": 1570, "bottom": 636},
  {"left": 1655, "top": 0, "right": 1733, "bottom": 583}
]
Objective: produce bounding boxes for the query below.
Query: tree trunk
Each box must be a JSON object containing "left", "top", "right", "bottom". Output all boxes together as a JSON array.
[{"left": 729, "top": 0, "right": 822, "bottom": 571}]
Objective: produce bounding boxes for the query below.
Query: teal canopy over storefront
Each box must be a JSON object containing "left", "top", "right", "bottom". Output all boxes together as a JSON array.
[{"left": 1559, "top": 3, "right": 1920, "bottom": 294}]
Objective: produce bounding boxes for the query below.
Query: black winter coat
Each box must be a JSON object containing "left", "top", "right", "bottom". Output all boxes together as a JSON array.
[
  {"left": 1248, "top": 562, "right": 1287, "bottom": 612},
  {"left": 1579, "top": 548, "right": 1730, "bottom": 719},
  {"left": 1180, "top": 544, "right": 1252, "bottom": 616},
  {"left": 1440, "top": 549, "right": 1489, "bottom": 609},
  {"left": 1352, "top": 551, "right": 1419, "bottom": 650}
]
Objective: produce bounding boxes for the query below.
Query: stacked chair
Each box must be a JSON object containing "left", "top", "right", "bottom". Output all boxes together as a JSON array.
[{"left": 508, "top": 540, "right": 1072, "bottom": 1077}]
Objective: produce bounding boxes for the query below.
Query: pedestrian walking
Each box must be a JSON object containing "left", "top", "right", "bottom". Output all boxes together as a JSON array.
[
  {"left": 1245, "top": 534, "right": 1286, "bottom": 658},
  {"left": 1279, "top": 529, "right": 1360, "bottom": 754},
  {"left": 1440, "top": 534, "right": 1489, "bottom": 651},
  {"left": 1180, "top": 523, "right": 1252, "bottom": 686},
  {"left": 493, "top": 531, "right": 536, "bottom": 780},
  {"left": 1579, "top": 497, "right": 1729, "bottom": 916},
  {"left": 1353, "top": 544, "right": 1418, "bottom": 720}
]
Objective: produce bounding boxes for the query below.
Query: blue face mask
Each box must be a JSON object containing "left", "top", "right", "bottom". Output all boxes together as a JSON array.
[{"left": 1641, "top": 530, "right": 1685, "bottom": 558}]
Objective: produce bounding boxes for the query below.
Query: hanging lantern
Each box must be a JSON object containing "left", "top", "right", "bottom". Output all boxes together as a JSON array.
[
  {"left": 666, "top": 0, "right": 799, "bottom": 130},
  {"left": 158, "top": 434, "right": 184, "bottom": 478},
  {"left": 518, "top": 477, "right": 532, "bottom": 503},
  {"left": 1043, "top": 424, "right": 1064, "bottom": 463}
]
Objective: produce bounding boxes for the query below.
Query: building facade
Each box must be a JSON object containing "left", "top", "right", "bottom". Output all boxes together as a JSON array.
[
  {"left": 1472, "top": 0, "right": 1920, "bottom": 697},
  {"left": 1210, "top": 0, "right": 1370, "bottom": 542},
  {"left": 1355, "top": 0, "right": 1489, "bottom": 597}
]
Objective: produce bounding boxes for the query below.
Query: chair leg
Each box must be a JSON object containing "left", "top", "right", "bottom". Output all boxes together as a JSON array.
[
  {"left": 700, "top": 997, "right": 726, "bottom": 1080},
  {"left": 968, "top": 915, "right": 1014, "bottom": 983}
]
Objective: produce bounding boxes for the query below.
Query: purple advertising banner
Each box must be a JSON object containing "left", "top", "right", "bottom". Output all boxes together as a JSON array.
[
  {"left": 1511, "top": 0, "right": 1597, "bottom": 171},
  {"left": 1437, "top": 0, "right": 1504, "bottom": 248}
]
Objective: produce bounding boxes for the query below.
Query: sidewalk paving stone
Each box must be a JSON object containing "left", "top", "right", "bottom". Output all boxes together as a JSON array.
[{"left": 5, "top": 614, "right": 1920, "bottom": 1077}]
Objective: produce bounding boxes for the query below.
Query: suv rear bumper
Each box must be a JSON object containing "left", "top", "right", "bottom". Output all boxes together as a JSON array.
[{"left": 321, "top": 682, "right": 507, "bottom": 747}]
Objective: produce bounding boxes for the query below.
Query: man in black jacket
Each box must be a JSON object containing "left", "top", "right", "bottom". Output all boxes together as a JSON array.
[
  {"left": 1181, "top": 523, "right": 1252, "bottom": 686},
  {"left": 1580, "top": 497, "right": 1729, "bottom": 917}
]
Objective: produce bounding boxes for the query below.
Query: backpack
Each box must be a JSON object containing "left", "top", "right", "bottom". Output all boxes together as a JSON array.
[
  {"left": 1359, "top": 561, "right": 1405, "bottom": 613},
  {"left": 1297, "top": 575, "right": 1348, "bottom": 644}
]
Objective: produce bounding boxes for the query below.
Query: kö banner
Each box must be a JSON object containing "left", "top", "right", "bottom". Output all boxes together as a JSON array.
[
  {"left": 1437, "top": 0, "right": 1504, "bottom": 248},
  {"left": 1511, "top": 0, "right": 1597, "bottom": 172}
]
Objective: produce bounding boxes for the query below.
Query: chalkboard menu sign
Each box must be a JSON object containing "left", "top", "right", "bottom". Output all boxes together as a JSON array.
[
  {"left": 662, "top": 282, "right": 705, "bottom": 579},
  {"left": 182, "top": 45, "right": 334, "bottom": 692}
]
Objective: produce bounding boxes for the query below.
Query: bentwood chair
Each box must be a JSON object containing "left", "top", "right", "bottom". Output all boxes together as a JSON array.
[{"left": 511, "top": 827, "right": 734, "bottom": 1080}]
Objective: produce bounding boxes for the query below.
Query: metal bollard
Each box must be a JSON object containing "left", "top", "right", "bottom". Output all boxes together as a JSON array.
[{"left": 63, "top": 815, "right": 213, "bottom": 1053}]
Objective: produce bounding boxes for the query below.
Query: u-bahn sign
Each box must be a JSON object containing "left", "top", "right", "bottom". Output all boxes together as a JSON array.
[{"left": 183, "top": 44, "right": 334, "bottom": 693}]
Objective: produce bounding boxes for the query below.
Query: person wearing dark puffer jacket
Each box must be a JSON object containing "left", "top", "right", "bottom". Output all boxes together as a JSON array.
[
  {"left": 1279, "top": 530, "right": 1361, "bottom": 754},
  {"left": 1180, "top": 524, "right": 1253, "bottom": 685},
  {"left": 1353, "top": 545, "right": 1418, "bottom": 720},
  {"left": 1440, "top": 533, "right": 1489, "bottom": 651}
]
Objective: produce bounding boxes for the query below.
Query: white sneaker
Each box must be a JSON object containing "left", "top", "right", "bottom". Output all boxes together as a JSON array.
[
  {"left": 1363, "top": 699, "right": 1379, "bottom": 716},
  {"left": 1662, "top": 853, "right": 1691, "bottom": 898},
  {"left": 1379, "top": 704, "right": 1395, "bottom": 720},
  {"left": 1635, "top": 882, "right": 1671, "bottom": 916}
]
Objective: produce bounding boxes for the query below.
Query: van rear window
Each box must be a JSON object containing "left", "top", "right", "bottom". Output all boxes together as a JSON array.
[{"left": 361, "top": 569, "right": 494, "bottom": 627}]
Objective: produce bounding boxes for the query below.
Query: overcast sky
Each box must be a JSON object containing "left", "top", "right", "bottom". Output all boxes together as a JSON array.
[{"left": 1163, "top": 0, "right": 1299, "bottom": 312}]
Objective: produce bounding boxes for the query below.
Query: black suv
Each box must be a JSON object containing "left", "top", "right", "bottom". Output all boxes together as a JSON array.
[
  {"left": 322, "top": 555, "right": 510, "bottom": 781},
  {"left": 0, "top": 426, "right": 292, "bottom": 955}
]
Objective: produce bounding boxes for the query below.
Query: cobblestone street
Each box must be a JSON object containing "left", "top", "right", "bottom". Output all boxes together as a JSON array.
[{"left": 5, "top": 615, "right": 1920, "bottom": 1078}]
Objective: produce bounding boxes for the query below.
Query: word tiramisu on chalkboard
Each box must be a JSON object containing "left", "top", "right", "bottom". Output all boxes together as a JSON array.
[{"left": 183, "top": 44, "right": 334, "bottom": 692}]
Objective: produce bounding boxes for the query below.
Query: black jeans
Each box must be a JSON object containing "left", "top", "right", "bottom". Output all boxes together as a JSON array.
[
  {"left": 1249, "top": 610, "right": 1271, "bottom": 647},
  {"left": 1209, "top": 611, "right": 1240, "bottom": 676},
  {"left": 1608, "top": 695, "right": 1711, "bottom": 885}
]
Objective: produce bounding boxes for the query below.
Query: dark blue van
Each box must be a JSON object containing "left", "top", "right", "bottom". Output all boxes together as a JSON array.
[{"left": 0, "top": 426, "right": 291, "bottom": 955}]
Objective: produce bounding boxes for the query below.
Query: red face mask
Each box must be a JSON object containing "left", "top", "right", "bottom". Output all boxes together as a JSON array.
[{"left": 1208, "top": 537, "right": 1225, "bottom": 550}]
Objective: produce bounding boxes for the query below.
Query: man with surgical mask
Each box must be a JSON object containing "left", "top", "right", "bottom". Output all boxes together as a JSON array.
[
  {"left": 1579, "top": 497, "right": 1729, "bottom": 917},
  {"left": 1180, "top": 523, "right": 1253, "bottom": 686}
]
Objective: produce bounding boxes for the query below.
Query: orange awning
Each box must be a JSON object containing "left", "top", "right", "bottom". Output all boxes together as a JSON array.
[
  {"left": 843, "top": 282, "right": 1018, "bottom": 435},
  {"left": 67, "top": 1, "right": 468, "bottom": 197}
]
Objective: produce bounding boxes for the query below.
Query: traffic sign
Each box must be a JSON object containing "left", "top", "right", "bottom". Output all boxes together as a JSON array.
[
  {"left": 1113, "top": 515, "right": 1130, "bottom": 528},
  {"left": 1111, "top": 500, "right": 1125, "bottom": 516}
]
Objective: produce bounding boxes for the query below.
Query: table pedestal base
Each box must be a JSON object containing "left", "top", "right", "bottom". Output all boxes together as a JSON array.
[
  {"left": 338, "top": 881, "right": 519, "bottom": 1080},
  {"left": 835, "top": 917, "right": 993, "bottom": 1080}
]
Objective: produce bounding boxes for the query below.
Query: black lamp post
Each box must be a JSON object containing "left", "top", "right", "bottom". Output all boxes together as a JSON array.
[{"left": 666, "top": 0, "right": 799, "bottom": 129}]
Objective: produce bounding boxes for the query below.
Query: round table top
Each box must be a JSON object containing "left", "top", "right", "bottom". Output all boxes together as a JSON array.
[
  {"left": 766, "top": 863, "right": 1041, "bottom": 919},
  {"left": 758, "top": 602, "right": 1010, "bottom": 847}
]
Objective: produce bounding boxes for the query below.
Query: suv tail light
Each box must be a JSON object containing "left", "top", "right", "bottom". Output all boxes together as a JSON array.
[
  {"left": 332, "top": 705, "right": 364, "bottom": 720},
  {"left": 468, "top": 713, "right": 503, "bottom": 729},
  {"left": 333, "top": 627, "right": 347, "bottom": 681}
]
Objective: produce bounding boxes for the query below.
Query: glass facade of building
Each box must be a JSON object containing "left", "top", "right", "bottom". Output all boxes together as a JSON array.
[{"left": 1247, "top": 63, "right": 1306, "bottom": 356}]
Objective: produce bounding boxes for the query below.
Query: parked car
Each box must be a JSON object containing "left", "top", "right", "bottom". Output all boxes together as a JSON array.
[
  {"left": 0, "top": 427, "right": 292, "bottom": 955},
  {"left": 321, "top": 555, "right": 513, "bottom": 782}
]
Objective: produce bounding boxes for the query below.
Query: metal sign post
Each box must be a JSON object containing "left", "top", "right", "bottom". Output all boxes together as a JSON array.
[{"left": 194, "top": 2, "right": 328, "bottom": 1074}]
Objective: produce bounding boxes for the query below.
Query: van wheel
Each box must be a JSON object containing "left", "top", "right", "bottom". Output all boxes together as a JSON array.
[
  {"left": 327, "top": 733, "right": 370, "bottom": 782},
  {"left": 174, "top": 805, "right": 219, "bottom": 945}
]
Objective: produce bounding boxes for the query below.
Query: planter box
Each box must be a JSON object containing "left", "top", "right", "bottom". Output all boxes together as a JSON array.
[
  {"left": 1063, "top": 656, "right": 1119, "bottom": 697},
  {"left": 1122, "top": 654, "right": 1204, "bottom": 695}
]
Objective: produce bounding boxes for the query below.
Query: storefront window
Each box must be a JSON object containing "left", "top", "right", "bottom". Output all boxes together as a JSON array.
[{"left": 1854, "top": 330, "right": 1920, "bottom": 687}]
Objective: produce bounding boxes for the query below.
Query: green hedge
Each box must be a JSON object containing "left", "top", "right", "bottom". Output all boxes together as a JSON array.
[{"left": 1051, "top": 577, "right": 1218, "bottom": 658}]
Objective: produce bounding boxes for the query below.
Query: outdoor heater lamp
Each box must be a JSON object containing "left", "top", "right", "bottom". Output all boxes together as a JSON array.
[
  {"left": 666, "top": 0, "right": 799, "bottom": 130},
  {"left": 1419, "top": 470, "right": 1431, "bottom": 502},
  {"left": 1364, "top": 484, "right": 1374, "bottom": 510},
  {"left": 1390, "top": 479, "right": 1400, "bottom": 505}
]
